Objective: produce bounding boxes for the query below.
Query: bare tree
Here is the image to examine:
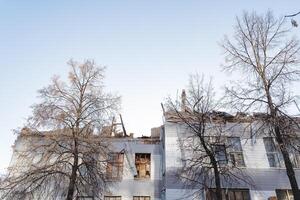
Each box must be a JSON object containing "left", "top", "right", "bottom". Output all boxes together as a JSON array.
[
  {"left": 0, "top": 60, "right": 120, "bottom": 200},
  {"left": 222, "top": 11, "right": 300, "bottom": 199},
  {"left": 165, "top": 75, "right": 252, "bottom": 200}
]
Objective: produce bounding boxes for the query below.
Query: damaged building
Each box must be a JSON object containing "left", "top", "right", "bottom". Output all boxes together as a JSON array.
[
  {"left": 101, "top": 119, "right": 162, "bottom": 200},
  {"left": 162, "top": 109, "right": 300, "bottom": 200},
  {"left": 5, "top": 117, "right": 163, "bottom": 200},
  {"left": 4, "top": 103, "right": 300, "bottom": 200}
]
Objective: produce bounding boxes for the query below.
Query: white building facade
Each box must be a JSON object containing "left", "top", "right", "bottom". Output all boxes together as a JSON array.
[
  {"left": 103, "top": 134, "right": 162, "bottom": 200},
  {"left": 162, "top": 113, "right": 300, "bottom": 200},
  {"left": 5, "top": 114, "right": 300, "bottom": 200}
]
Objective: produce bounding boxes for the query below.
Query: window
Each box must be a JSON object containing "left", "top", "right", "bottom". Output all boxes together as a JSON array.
[
  {"left": 77, "top": 197, "right": 94, "bottom": 200},
  {"left": 264, "top": 137, "right": 300, "bottom": 168},
  {"left": 135, "top": 153, "right": 151, "bottom": 179},
  {"left": 206, "top": 189, "right": 250, "bottom": 200},
  {"left": 227, "top": 137, "right": 245, "bottom": 167},
  {"left": 276, "top": 189, "right": 294, "bottom": 200},
  {"left": 133, "top": 196, "right": 150, "bottom": 200},
  {"left": 288, "top": 139, "right": 300, "bottom": 168},
  {"left": 213, "top": 144, "right": 228, "bottom": 165},
  {"left": 106, "top": 153, "right": 124, "bottom": 180},
  {"left": 264, "top": 138, "right": 285, "bottom": 168},
  {"left": 264, "top": 137, "right": 284, "bottom": 167},
  {"left": 210, "top": 137, "right": 245, "bottom": 167},
  {"left": 104, "top": 196, "right": 121, "bottom": 200}
]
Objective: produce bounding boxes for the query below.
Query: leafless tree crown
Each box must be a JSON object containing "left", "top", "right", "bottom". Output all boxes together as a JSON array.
[
  {"left": 222, "top": 11, "right": 300, "bottom": 113},
  {"left": 165, "top": 75, "right": 252, "bottom": 199},
  {"left": 222, "top": 11, "right": 300, "bottom": 199},
  {"left": 0, "top": 60, "right": 120, "bottom": 200}
]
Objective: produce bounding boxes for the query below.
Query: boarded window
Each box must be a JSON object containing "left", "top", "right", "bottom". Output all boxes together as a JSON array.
[
  {"left": 133, "top": 196, "right": 150, "bottom": 200},
  {"left": 276, "top": 189, "right": 294, "bottom": 200},
  {"left": 206, "top": 189, "right": 250, "bottom": 200},
  {"left": 135, "top": 153, "right": 151, "bottom": 179},
  {"left": 104, "top": 196, "right": 121, "bottom": 200},
  {"left": 106, "top": 153, "right": 124, "bottom": 180}
]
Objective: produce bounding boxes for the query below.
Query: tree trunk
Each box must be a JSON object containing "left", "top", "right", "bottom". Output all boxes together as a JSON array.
[
  {"left": 199, "top": 131, "right": 223, "bottom": 200},
  {"left": 66, "top": 139, "right": 79, "bottom": 200},
  {"left": 212, "top": 161, "right": 222, "bottom": 200},
  {"left": 66, "top": 163, "right": 78, "bottom": 200},
  {"left": 264, "top": 83, "right": 300, "bottom": 199},
  {"left": 274, "top": 125, "right": 300, "bottom": 200}
]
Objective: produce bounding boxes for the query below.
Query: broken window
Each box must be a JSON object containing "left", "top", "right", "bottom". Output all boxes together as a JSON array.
[
  {"left": 276, "top": 189, "right": 294, "bottom": 200},
  {"left": 133, "top": 196, "right": 150, "bottom": 200},
  {"left": 206, "top": 189, "right": 250, "bottom": 200},
  {"left": 104, "top": 196, "right": 121, "bottom": 200},
  {"left": 134, "top": 153, "right": 151, "bottom": 179},
  {"left": 106, "top": 153, "right": 124, "bottom": 180}
]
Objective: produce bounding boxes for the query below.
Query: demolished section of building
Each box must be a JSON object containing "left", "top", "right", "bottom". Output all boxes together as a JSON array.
[{"left": 3, "top": 99, "right": 300, "bottom": 200}]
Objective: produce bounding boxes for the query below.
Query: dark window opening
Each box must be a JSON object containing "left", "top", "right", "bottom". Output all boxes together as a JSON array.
[
  {"left": 134, "top": 153, "right": 151, "bottom": 179},
  {"left": 276, "top": 189, "right": 294, "bottom": 200},
  {"left": 133, "top": 196, "right": 150, "bottom": 200},
  {"left": 206, "top": 188, "right": 250, "bottom": 200}
]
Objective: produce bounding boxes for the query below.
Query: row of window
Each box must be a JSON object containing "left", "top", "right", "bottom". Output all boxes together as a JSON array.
[
  {"left": 106, "top": 137, "right": 300, "bottom": 181},
  {"left": 104, "top": 196, "right": 150, "bottom": 200},
  {"left": 206, "top": 189, "right": 250, "bottom": 200},
  {"left": 84, "top": 190, "right": 294, "bottom": 200},
  {"left": 206, "top": 136, "right": 300, "bottom": 168},
  {"left": 206, "top": 189, "right": 294, "bottom": 200},
  {"left": 104, "top": 190, "right": 294, "bottom": 200},
  {"left": 106, "top": 153, "right": 151, "bottom": 180}
]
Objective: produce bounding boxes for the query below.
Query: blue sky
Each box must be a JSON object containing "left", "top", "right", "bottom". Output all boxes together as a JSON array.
[{"left": 0, "top": 0, "right": 299, "bottom": 172}]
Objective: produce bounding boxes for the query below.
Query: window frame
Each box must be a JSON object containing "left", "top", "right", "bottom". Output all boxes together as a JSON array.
[
  {"left": 106, "top": 152, "right": 124, "bottom": 180},
  {"left": 206, "top": 188, "right": 251, "bottom": 200},
  {"left": 212, "top": 143, "right": 228, "bottom": 166},
  {"left": 104, "top": 196, "right": 122, "bottom": 200},
  {"left": 133, "top": 196, "right": 151, "bottom": 200},
  {"left": 134, "top": 153, "right": 151, "bottom": 179},
  {"left": 263, "top": 137, "right": 300, "bottom": 168},
  {"left": 275, "top": 189, "right": 294, "bottom": 200},
  {"left": 227, "top": 137, "right": 246, "bottom": 167},
  {"left": 209, "top": 136, "right": 246, "bottom": 167},
  {"left": 287, "top": 139, "right": 300, "bottom": 168}
]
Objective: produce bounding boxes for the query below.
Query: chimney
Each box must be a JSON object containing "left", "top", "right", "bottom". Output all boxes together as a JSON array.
[{"left": 181, "top": 89, "right": 187, "bottom": 112}]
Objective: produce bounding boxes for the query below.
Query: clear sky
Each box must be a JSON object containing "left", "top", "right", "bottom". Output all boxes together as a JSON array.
[{"left": 0, "top": 0, "right": 299, "bottom": 173}]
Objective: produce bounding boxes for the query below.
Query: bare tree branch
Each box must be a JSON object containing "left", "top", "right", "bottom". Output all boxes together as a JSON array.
[{"left": 0, "top": 60, "right": 120, "bottom": 200}]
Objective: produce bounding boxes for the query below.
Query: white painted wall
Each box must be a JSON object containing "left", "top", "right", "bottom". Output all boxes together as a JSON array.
[
  {"left": 163, "top": 121, "right": 299, "bottom": 200},
  {"left": 242, "top": 138, "right": 270, "bottom": 169},
  {"left": 106, "top": 140, "right": 162, "bottom": 200}
]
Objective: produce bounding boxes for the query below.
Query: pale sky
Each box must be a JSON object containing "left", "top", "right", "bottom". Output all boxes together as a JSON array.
[{"left": 0, "top": 0, "right": 299, "bottom": 173}]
